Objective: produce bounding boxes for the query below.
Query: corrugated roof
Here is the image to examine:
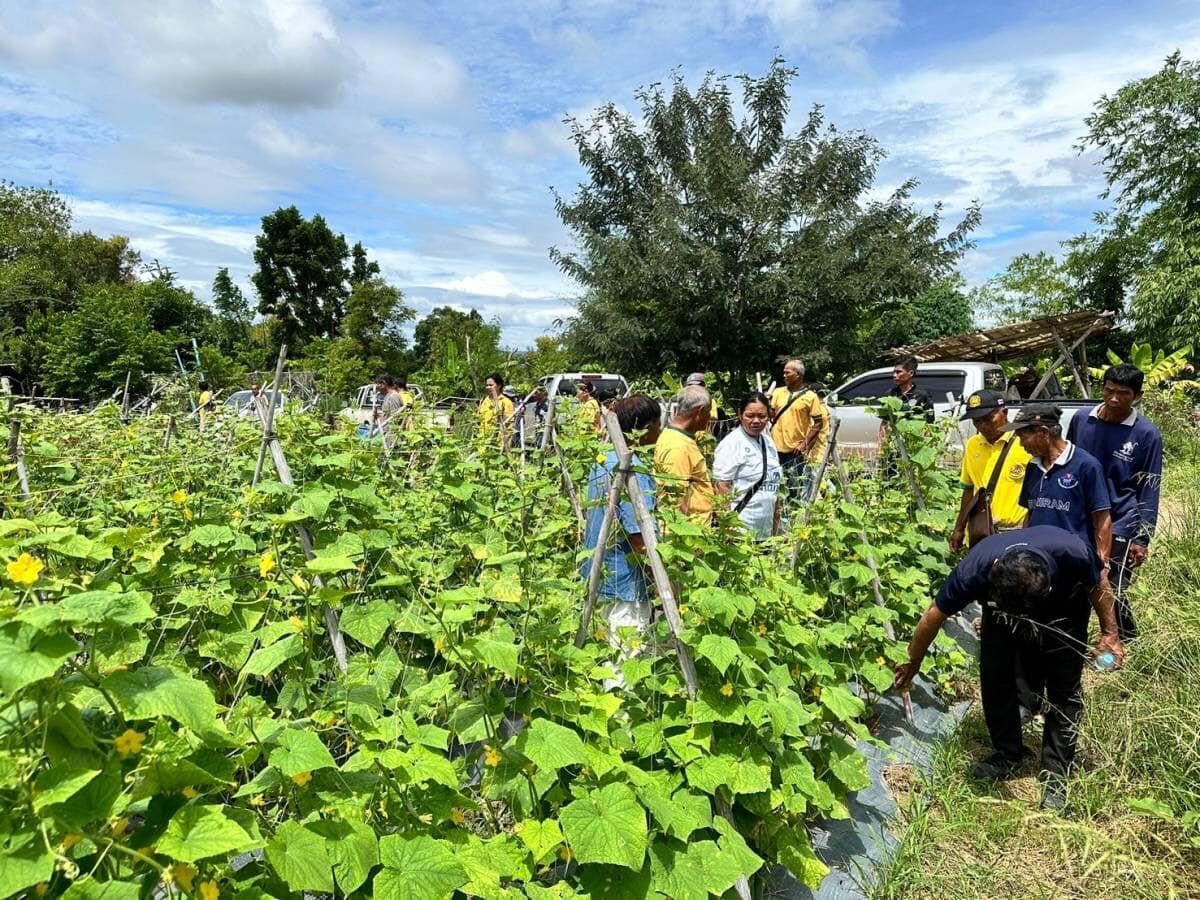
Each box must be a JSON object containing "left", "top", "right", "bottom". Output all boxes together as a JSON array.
[{"left": 888, "top": 310, "right": 1115, "bottom": 362}]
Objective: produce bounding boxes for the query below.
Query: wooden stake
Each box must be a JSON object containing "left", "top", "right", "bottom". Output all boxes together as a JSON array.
[
  {"left": 791, "top": 418, "right": 841, "bottom": 571},
  {"left": 576, "top": 442, "right": 628, "bottom": 648},
  {"left": 162, "top": 416, "right": 176, "bottom": 451},
  {"left": 554, "top": 441, "right": 586, "bottom": 533},
  {"left": 829, "top": 442, "right": 912, "bottom": 722},
  {"left": 8, "top": 419, "right": 31, "bottom": 501},
  {"left": 1051, "top": 327, "right": 1091, "bottom": 399},
  {"left": 250, "top": 347, "right": 348, "bottom": 673},
  {"left": 600, "top": 410, "right": 699, "bottom": 699},
  {"left": 120, "top": 371, "right": 132, "bottom": 424},
  {"left": 252, "top": 348, "right": 287, "bottom": 490},
  {"left": 891, "top": 427, "right": 927, "bottom": 512}
]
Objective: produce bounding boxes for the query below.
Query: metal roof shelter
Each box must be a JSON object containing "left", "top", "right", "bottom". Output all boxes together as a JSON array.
[{"left": 888, "top": 310, "right": 1117, "bottom": 400}]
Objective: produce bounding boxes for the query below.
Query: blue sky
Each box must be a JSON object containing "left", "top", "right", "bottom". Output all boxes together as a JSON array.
[{"left": 2, "top": 0, "right": 1198, "bottom": 347}]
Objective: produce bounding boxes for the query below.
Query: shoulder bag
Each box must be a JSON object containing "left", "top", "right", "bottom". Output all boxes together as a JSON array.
[
  {"left": 734, "top": 435, "right": 769, "bottom": 514},
  {"left": 965, "top": 437, "right": 1015, "bottom": 545}
]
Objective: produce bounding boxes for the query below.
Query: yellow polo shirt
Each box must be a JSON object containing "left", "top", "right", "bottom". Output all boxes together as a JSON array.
[
  {"left": 770, "top": 387, "right": 823, "bottom": 455},
  {"left": 577, "top": 397, "right": 600, "bottom": 431},
  {"left": 959, "top": 432, "right": 1032, "bottom": 531},
  {"left": 479, "top": 396, "right": 514, "bottom": 437},
  {"left": 654, "top": 426, "right": 714, "bottom": 523}
]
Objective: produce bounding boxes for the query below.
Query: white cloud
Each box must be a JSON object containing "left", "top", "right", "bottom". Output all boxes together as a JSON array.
[
  {"left": 732, "top": 0, "right": 899, "bottom": 59},
  {"left": 429, "top": 270, "right": 549, "bottom": 299}
]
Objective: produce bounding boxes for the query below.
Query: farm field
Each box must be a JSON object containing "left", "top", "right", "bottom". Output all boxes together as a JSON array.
[
  {"left": 0, "top": 403, "right": 966, "bottom": 899},
  {"left": 876, "top": 403, "right": 1200, "bottom": 899}
]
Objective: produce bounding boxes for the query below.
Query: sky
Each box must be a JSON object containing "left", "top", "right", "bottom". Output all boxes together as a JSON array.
[{"left": 2, "top": 0, "right": 1199, "bottom": 348}]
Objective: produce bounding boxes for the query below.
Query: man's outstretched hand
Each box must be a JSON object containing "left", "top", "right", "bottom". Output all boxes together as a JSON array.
[
  {"left": 892, "top": 660, "right": 920, "bottom": 691},
  {"left": 1095, "top": 632, "right": 1126, "bottom": 670}
]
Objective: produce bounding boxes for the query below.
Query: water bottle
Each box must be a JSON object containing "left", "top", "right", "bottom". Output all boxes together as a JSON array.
[{"left": 1094, "top": 651, "right": 1117, "bottom": 671}]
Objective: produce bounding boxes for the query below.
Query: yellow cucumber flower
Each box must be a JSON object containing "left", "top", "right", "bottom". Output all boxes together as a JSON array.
[
  {"left": 6, "top": 553, "right": 44, "bottom": 586},
  {"left": 114, "top": 728, "right": 145, "bottom": 756}
]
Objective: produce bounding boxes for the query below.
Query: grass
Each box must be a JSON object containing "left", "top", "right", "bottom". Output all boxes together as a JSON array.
[{"left": 875, "top": 435, "right": 1200, "bottom": 899}]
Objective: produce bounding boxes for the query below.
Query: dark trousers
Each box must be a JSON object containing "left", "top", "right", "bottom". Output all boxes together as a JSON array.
[
  {"left": 980, "top": 604, "right": 1089, "bottom": 780},
  {"left": 1111, "top": 535, "right": 1139, "bottom": 641}
]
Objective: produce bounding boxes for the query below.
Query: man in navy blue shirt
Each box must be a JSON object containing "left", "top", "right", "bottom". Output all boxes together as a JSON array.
[
  {"left": 1067, "top": 364, "right": 1164, "bottom": 640},
  {"left": 1005, "top": 404, "right": 1112, "bottom": 570},
  {"left": 893, "top": 527, "right": 1124, "bottom": 810}
]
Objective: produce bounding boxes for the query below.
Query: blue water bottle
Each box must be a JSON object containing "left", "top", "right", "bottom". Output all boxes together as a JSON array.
[{"left": 1094, "top": 651, "right": 1117, "bottom": 671}]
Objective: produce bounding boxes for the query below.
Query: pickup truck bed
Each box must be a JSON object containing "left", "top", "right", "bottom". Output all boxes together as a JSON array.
[{"left": 825, "top": 362, "right": 1094, "bottom": 458}]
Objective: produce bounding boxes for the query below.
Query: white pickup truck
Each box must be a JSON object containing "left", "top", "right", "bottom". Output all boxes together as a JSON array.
[{"left": 826, "top": 362, "right": 1089, "bottom": 456}]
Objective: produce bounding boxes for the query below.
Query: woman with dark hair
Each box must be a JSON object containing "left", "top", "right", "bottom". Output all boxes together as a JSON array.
[
  {"left": 713, "top": 390, "right": 783, "bottom": 538},
  {"left": 576, "top": 381, "right": 601, "bottom": 432},
  {"left": 479, "top": 372, "right": 514, "bottom": 444},
  {"left": 581, "top": 394, "right": 662, "bottom": 684}
]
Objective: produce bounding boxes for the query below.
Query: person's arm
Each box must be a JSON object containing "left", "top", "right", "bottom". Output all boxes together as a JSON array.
[
  {"left": 1018, "top": 468, "right": 1033, "bottom": 528},
  {"left": 950, "top": 486, "right": 973, "bottom": 552},
  {"left": 1091, "top": 508, "right": 1113, "bottom": 567},
  {"left": 711, "top": 439, "right": 735, "bottom": 498},
  {"left": 1089, "top": 579, "right": 1124, "bottom": 667},
  {"left": 1130, "top": 432, "right": 1164, "bottom": 566},
  {"left": 892, "top": 604, "right": 949, "bottom": 690},
  {"left": 801, "top": 395, "right": 824, "bottom": 453}
]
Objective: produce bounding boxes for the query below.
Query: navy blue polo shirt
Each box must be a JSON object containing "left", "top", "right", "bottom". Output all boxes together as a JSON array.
[
  {"left": 936, "top": 526, "right": 1101, "bottom": 618},
  {"left": 1067, "top": 406, "right": 1164, "bottom": 545},
  {"left": 1018, "top": 441, "right": 1110, "bottom": 550}
]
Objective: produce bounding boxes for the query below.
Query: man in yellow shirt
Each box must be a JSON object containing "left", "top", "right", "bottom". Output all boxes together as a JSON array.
[
  {"left": 950, "top": 390, "right": 1033, "bottom": 552},
  {"left": 654, "top": 386, "right": 714, "bottom": 524},
  {"left": 479, "top": 372, "right": 515, "bottom": 446},
  {"left": 770, "top": 360, "right": 825, "bottom": 502}
]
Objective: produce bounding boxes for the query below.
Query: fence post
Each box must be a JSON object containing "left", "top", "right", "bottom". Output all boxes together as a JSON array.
[{"left": 251, "top": 346, "right": 349, "bottom": 673}]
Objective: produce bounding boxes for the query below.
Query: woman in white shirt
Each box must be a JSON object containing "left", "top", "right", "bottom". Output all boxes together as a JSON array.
[{"left": 713, "top": 391, "right": 783, "bottom": 539}]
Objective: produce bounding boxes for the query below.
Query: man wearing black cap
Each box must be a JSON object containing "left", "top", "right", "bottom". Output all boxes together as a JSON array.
[
  {"left": 1005, "top": 403, "right": 1113, "bottom": 569},
  {"left": 950, "top": 390, "right": 1033, "bottom": 553}
]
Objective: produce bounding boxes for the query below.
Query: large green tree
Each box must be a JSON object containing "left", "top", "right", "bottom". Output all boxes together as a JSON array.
[
  {"left": 0, "top": 182, "right": 139, "bottom": 390},
  {"left": 411, "top": 306, "right": 505, "bottom": 395},
  {"left": 552, "top": 60, "right": 979, "bottom": 382},
  {"left": 42, "top": 279, "right": 216, "bottom": 399},
  {"left": 1080, "top": 51, "right": 1200, "bottom": 345},
  {"left": 252, "top": 206, "right": 350, "bottom": 345}
]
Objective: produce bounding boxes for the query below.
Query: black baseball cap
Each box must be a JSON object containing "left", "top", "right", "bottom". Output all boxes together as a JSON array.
[
  {"left": 1000, "top": 402, "right": 1062, "bottom": 432},
  {"left": 960, "top": 389, "right": 1006, "bottom": 421}
]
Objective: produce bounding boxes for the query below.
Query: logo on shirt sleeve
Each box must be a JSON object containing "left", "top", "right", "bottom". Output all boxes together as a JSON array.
[{"left": 1057, "top": 472, "right": 1079, "bottom": 490}]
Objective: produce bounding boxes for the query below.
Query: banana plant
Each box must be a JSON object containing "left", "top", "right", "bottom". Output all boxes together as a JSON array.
[{"left": 1091, "top": 342, "right": 1197, "bottom": 390}]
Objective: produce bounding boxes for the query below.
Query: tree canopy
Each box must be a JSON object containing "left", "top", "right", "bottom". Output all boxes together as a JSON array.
[
  {"left": 553, "top": 60, "right": 979, "bottom": 383},
  {"left": 1080, "top": 51, "right": 1200, "bottom": 345},
  {"left": 252, "top": 206, "right": 351, "bottom": 346}
]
